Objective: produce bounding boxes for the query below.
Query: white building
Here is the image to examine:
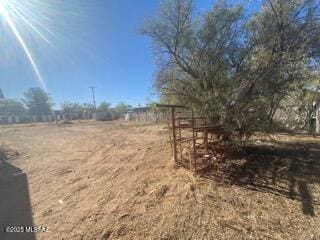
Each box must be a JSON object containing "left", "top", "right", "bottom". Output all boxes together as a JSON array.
[{"left": 311, "top": 101, "right": 320, "bottom": 133}]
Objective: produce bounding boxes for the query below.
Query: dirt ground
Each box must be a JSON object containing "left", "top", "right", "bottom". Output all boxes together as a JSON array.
[{"left": 0, "top": 121, "right": 319, "bottom": 240}]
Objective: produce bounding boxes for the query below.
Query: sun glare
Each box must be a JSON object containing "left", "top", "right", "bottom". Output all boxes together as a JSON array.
[{"left": 0, "top": 0, "right": 46, "bottom": 89}]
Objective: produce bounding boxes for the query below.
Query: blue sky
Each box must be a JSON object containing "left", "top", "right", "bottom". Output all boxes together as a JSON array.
[{"left": 0, "top": 0, "right": 259, "bottom": 109}]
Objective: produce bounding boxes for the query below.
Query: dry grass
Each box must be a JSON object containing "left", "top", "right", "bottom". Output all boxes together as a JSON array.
[
  {"left": 0, "top": 143, "right": 19, "bottom": 161},
  {"left": 0, "top": 121, "right": 319, "bottom": 240}
]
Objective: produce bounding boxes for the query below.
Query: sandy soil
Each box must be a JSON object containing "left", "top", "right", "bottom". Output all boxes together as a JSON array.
[{"left": 0, "top": 121, "right": 319, "bottom": 240}]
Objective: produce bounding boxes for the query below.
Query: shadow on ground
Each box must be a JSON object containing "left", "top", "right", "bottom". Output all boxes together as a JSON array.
[
  {"left": 197, "top": 141, "right": 320, "bottom": 217},
  {"left": 0, "top": 150, "right": 35, "bottom": 240}
]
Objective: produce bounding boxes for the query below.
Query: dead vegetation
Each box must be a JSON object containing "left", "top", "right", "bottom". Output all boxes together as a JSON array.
[
  {"left": 200, "top": 140, "right": 320, "bottom": 216},
  {"left": 0, "top": 121, "right": 319, "bottom": 240}
]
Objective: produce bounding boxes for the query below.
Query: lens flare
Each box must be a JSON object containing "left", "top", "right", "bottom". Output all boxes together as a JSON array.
[
  {"left": 10, "top": 6, "right": 54, "bottom": 48},
  {"left": 0, "top": 0, "right": 46, "bottom": 89}
]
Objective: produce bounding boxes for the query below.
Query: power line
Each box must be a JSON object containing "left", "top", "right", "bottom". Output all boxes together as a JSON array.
[{"left": 89, "top": 86, "right": 97, "bottom": 109}]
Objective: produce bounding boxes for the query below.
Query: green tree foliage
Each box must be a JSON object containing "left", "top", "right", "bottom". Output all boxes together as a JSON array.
[
  {"left": 141, "top": 0, "right": 245, "bottom": 121},
  {"left": 61, "top": 101, "right": 83, "bottom": 113},
  {"left": 238, "top": 0, "right": 320, "bottom": 127},
  {"left": 114, "top": 102, "right": 132, "bottom": 113},
  {"left": 97, "top": 101, "right": 111, "bottom": 112},
  {"left": 277, "top": 78, "right": 320, "bottom": 130},
  {"left": 110, "top": 102, "right": 132, "bottom": 120},
  {"left": 95, "top": 101, "right": 112, "bottom": 121},
  {"left": 82, "top": 103, "right": 95, "bottom": 113},
  {"left": 22, "top": 87, "right": 53, "bottom": 115},
  {"left": 142, "top": 0, "right": 320, "bottom": 143},
  {"left": 148, "top": 102, "right": 160, "bottom": 114}
]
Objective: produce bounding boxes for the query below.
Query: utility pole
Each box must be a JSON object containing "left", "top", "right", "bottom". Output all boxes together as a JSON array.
[{"left": 89, "top": 86, "right": 96, "bottom": 109}]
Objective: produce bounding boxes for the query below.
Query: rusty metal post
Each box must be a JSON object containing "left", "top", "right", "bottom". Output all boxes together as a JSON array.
[
  {"left": 171, "top": 107, "right": 177, "bottom": 163},
  {"left": 204, "top": 117, "right": 208, "bottom": 154},
  {"left": 192, "top": 109, "right": 197, "bottom": 172},
  {"left": 155, "top": 104, "right": 186, "bottom": 165},
  {"left": 204, "top": 127, "right": 208, "bottom": 154},
  {"left": 166, "top": 114, "right": 173, "bottom": 154},
  {"left": 188, "top": 141, "right": 192, "bottom": 170},
  {"left": 178, "top": 115, "right": 182, "bottom": 161}
]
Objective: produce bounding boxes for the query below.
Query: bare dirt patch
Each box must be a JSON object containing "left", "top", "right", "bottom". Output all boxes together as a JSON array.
[{"left": 0, "top": 121, "right": 319, "bottom": 240}]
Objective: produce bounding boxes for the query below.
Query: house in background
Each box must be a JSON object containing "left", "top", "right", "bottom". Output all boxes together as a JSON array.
[
  {"left": 310, "top": 101, "right": 320, "bottom": 133},
  {"left": 0, "top": 88, "right": 18, "bottom": 124}
]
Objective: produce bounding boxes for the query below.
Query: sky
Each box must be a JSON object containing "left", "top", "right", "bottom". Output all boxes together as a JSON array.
[{"left": 0, "top": 0, "right": 260, "bottom": 109}]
